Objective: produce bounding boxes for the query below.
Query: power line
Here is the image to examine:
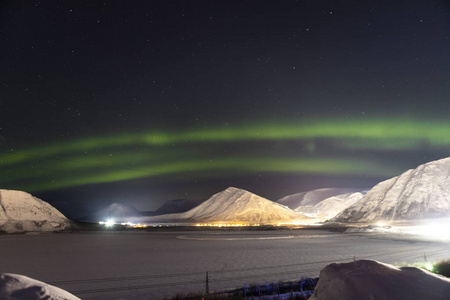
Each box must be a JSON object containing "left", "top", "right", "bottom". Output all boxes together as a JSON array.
[
  {"left": 56, "top": 247, "right": 445, "bottom": 296},
  {"left": 71, "top": 278, "right": 205, "bottom": 295},
  {"left": 48, "top": 270, "right": 206, "bottom": 285}
]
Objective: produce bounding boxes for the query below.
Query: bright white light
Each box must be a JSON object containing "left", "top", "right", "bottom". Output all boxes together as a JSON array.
[
  {"left": 104, "top": 219, "right": 115, "bottom": 227},
  {"left": 387, "top": 218, "right": 450, "bottom": 241},
  {"left": 120, "top": 222, "right": 134, "bottom": 226},
  {"left": 425, "top": 262, "right": 434, "bottom": 272}
]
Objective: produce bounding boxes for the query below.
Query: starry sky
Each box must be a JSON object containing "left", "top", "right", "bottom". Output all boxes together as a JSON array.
[{"left": 1, "top": 0, "right": 450, "bottom": 218}]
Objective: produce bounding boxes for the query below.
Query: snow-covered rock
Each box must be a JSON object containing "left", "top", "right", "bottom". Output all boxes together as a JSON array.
[
  {"left": 334, "top": 157, "right": 450, "bottom": 223},
  {"left": 149, "top": 187, "right": 304, "bottom": 224},
  {"left": 79, "top": 202, "right": 142, "bottom": 223},
  {"left": 0, "top": 189, "right": 71, "bottom": 233},
  {"left": 0, "top": 273, "right": 80, "bottom": 300},
  {"left": 277, "top": 188, "right": 364, "bottom": 211},
  {"left": 309, "top": 260, "right": 450, "bottom": 300}
]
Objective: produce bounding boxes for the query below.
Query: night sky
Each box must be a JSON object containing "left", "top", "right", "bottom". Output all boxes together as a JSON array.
[{"left": 2, "top": 0, "right": 450, "bottom": 218}]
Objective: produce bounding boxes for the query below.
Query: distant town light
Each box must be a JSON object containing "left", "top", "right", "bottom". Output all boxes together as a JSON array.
[{"left": 105, "top": 219, "right": 115, "bottom": 227}]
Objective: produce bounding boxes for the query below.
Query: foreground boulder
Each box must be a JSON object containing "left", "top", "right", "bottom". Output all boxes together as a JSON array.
[
  {"left": 0, "top": 189, "right": 72, "bottom": 233},
  {"left": 0, "top": 273, "right": 80, "bottom": 300},
  {"left": 310, "top": 260, "right": 450, "bottom": 300}
]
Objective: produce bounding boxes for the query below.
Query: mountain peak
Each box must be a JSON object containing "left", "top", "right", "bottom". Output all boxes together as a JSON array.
[
  {"left": 0, "top": 189, "right": 71, "bottom": 233},
  {"left": 334, "top": 157, "right": 450, "bottom": 223},
  {"left": 150, "top": 187, "right": 304, "bottom": 224}
]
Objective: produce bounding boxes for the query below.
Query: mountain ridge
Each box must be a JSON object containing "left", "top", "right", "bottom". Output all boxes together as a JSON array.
[
  {"left": 277, "top": 188, "right": 365, "bottom": 211},
  {"left": 333, "top": 157, "right": 450, "bottom": 223}
]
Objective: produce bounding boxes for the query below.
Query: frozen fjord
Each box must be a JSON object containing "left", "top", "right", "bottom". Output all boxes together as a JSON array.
[{"left": 0, "top": 229, "right": 449, "bottom": 300}]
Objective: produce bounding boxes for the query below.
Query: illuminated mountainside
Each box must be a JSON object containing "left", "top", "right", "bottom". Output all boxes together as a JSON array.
[
  {"left": 334, "top": 157, "right": 450, "bottom": 223},
  {"left": 277, "top": 188, "right": 364, "bottom": 211},
  {"left": 79, "top": 203, "right": 143, "bottom": 223},
  {"left": 309, "top": 192, "right": 365, "bottom": 218},
  {"left": 0, "top": 189, "right": 72, "bottom": 233},
  {"left": 149, "top": 187, "right": 304, "bottom": 224}
]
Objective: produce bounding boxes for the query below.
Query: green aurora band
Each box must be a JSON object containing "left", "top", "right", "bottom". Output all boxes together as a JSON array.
[{"left": 1, "top": 118, "right": 448, "bottom": 192}]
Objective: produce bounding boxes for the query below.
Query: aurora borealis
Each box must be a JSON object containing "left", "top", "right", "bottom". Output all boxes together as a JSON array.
[
  {"left": 2, "top": 118, "right": 449, "bottom": 193},
  {"left": 2, "top": 1, "right": 450, "bottom": 217}
]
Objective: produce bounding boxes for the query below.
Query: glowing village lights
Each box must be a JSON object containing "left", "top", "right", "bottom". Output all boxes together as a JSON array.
[
  {"left": 99, "top": 219, "right": 116, "bottom": 227},
  {"left": 99, "top": 220, "right": 148, "bottom": 228},
  {"left": 195, "top": 223, "right": 253, "bottom": 227},
  {"left": 131, "top": 224, "right": 147, "bottom": 228}
]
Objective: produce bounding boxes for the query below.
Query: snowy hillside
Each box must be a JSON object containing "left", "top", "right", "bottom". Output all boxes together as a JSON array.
[
  {"left": 277, "top": 188, "right": 364, "bottom": 211},
  {"left": 309, "top": 192, "right": 365, "bottom": 219},
  {"left": 149, "top": 187, "right": 305, "bottom": 224},
  {"left": 334, "top": 157, "right": 450, "bottom": 223},
  {"left": 0, "top": 189, "right": 71, "bottom": 233},
  {"left": 310, "top": 260, "right": 450, "bottom": 300},
  {"left": 79, "top": 202, "right": 143, "bottom": 223}
]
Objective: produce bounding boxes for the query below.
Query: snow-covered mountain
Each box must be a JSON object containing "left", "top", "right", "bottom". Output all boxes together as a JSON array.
[
  {"left": 308, "top": 192, "right": 365, "bottom": 219},
  {"left": 0, "top": 189, "right": 72, "bottom": 233},
  {"left": 334, "top": 157, "right": 450, "bottom": 223},
  {"left": 149, "top": 187, "right": 304, "bottom": 224},
  {"left": 79, "top": 202, "right": 143, "bottom": 223},
  {"left": 277, "top": 188, "right": 365, "bottom": 211}
]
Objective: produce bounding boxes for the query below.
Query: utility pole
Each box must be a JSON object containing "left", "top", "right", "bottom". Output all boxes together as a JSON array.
[{"left": 206, "top": 271, "right": 209, "bottom": 295}]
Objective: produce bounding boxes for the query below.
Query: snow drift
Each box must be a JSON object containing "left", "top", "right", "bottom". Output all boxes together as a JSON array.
[
  {"left": 0, "top": 189, "right": 71, "bottom": 233},
  {"left": 148, "top": 187, "right": 304, "bottom": 224},
  {"left": 334, "top": 157, "right": 450, "bottom": 223},
  {"left": 309, "top": 260, "right": 450, "bottom": 300},
  {"left": 0, "top": 273, "right": 80, "bottom": 300}
]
